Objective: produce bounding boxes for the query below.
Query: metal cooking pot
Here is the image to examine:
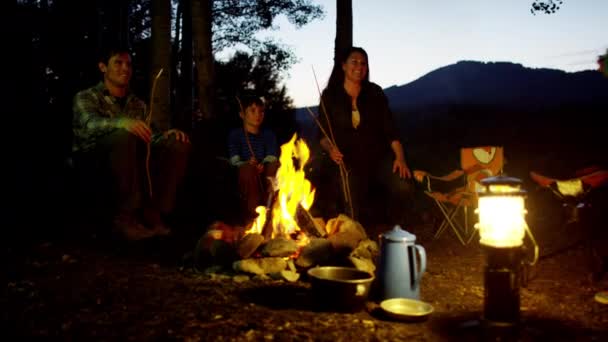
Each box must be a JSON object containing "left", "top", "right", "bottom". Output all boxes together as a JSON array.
[{"left": 307, "top": 266, "right": 374, "bottom": 312}]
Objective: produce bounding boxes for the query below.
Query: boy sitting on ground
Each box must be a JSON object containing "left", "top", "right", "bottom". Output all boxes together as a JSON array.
[{"left": 227, "top": 96, "right": 279, "bottom": 222}]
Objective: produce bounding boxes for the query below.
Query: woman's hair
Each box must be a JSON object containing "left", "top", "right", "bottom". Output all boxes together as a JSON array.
[{"left": 325, "top": 46, "right": 370, "bottom": 92}]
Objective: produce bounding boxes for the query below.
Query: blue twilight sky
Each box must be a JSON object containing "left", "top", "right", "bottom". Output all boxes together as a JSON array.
[{"left": 241, "top": 0, "right": 607, "bottom": 108}]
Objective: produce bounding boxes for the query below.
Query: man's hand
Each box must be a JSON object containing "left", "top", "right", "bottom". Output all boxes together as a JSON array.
[
  {"left": 117, "top": 118, "right": 152, "bottom": 143},
  {"left": 163, "top": 128, "right": 190, "bottom": 143}
]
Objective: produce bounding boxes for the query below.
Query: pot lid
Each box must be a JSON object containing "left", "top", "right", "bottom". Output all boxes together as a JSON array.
[{"left": 381, "top": 225, "right": 416, "bottom": 242}]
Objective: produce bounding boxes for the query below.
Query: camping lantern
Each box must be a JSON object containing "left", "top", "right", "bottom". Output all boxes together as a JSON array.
[
  {"left": 475, "top": 176, "right": 528, "bottom": 329},
  {"left": 477, "top": 176, "right": 527, "bottom": 248}
]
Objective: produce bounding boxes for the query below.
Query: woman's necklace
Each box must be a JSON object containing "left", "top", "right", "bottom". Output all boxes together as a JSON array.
[{"left": 345, "top": 84, "right": 361, "bottom": 129}]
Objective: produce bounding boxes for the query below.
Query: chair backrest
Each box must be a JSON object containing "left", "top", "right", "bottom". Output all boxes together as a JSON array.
[{"left": 460, "top": 146, "right": 504, "bottom": 193}]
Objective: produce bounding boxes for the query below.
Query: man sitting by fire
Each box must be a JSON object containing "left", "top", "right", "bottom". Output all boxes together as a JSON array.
[
  {"left": 72, "top": 43, "right": 190, "bottom": 240},
  {"left": 228, "top": 96, "right": 280, "bottom": 223}
]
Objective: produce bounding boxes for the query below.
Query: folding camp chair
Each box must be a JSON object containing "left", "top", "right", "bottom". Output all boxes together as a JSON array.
[{"left": 414, "top": 146, "right": 505, "bottom": 245}]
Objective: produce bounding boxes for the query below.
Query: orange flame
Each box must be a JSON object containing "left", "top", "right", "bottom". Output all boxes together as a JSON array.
[
  {"left": 244, "top": 134, "right": 315, "bottom": 246},
  {"left": 245, "top": 206, "right": 267, "bottom": 235}
]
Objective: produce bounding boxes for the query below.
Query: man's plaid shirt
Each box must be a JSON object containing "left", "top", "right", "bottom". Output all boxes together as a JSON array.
[{"left": 72, "top": 82, "right": 147, "bottom": 153}]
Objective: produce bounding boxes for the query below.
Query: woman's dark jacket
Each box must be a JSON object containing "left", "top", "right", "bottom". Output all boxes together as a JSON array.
[{"left": 319, "top": 82, "right": 400, "bottom": 171}]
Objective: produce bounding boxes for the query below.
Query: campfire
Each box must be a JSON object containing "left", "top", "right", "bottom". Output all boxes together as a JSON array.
[
  {"left": 195, "top": 134, "right": 379, "bottom": 281},
  {"left": 244, "top": 134, "right": 319, "bottom": 245}
]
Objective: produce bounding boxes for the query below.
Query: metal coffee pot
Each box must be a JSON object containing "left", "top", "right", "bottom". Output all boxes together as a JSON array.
[{"left": 377, "top": 226, "right": 427, "bottom": 300}]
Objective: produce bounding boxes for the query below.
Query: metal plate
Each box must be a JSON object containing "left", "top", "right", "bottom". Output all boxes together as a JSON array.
[{"left": 380, "top": 298, "right": 434, "bottom": 321}]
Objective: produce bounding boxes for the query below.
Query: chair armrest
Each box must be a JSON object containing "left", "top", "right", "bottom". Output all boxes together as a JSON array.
[
  {"left": 414, "top": 169, "right": 465, "bottom": 182},
  {"left": 414, "top": 169, "right": 466, "bottom": 192}
]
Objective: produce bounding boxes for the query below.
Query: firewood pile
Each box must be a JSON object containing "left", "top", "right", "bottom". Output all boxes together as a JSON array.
[{"left": 194, "top": 214, "right": 379, "bottom": 281}]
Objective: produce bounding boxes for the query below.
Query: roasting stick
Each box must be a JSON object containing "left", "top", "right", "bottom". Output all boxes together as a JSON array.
[
  {"left": 145, "top": 68, "right": 164, "bottom": 198},
  {"left": 311, "top": 66, "right": 354, "bottom": 219},
  {"left": 305, "top": 107, "right": 353, "bottom": 219}
]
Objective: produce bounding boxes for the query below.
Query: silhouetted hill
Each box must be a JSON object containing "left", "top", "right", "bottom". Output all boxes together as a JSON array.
[
  {"left": 384, "top": 61, "right": 607, "bottom": 114},
  {"left": 384, "top": 62, "right": 607, "bottom": 173}
]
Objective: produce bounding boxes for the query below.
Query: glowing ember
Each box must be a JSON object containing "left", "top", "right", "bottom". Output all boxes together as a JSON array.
[{"left": 244, "top": 134, "right": 315, "bottom": 246}]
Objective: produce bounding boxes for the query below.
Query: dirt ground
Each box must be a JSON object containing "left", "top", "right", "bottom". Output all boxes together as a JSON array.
[{"left": 3, "top": 197, "right": 608, "bottom": 341}]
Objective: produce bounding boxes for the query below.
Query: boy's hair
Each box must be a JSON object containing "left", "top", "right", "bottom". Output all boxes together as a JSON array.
[
  {"left": 97, "top": 43, "right": 132, "bottom": 65},
  {"left": 239, "top": 95, "right": 265, "bottom": 112}
]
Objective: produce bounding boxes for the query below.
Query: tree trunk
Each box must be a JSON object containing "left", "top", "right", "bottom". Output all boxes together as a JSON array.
[
  {"left": 334, "top": 0, "right": 352, "bottom": 65},
  {"left": 192, "top": 0, "right": 214, "bottom": 120},
  {"left": 116, "top": 0, "right": 129, "bottom": 47},
  {"left": 171, "top": 0, "right": 182, "bottom": 120},
  {"left": 99, "top": 0, "right": 130, "bottom": 47},
  {"left": 151, "top": 0, "right": 172, "bottom": 131},
  {"left": 179, "top": 0, "right": 194, "bottom": 129}
]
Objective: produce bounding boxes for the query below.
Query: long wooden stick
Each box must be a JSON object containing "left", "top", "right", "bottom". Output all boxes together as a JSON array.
[
  {"left": 312, "top": 66, "right": 336, "bottom": 144},
  {"left": 305, "top": 107, "right": 352, "bottom": 214},
  {"left": 310, "top": 66, "right": 354, "bottom": 218},
  {"left": 145, "top": 68, "right": 164, "bottom": 199},
  {"left": 305, "top": 107, "right": 332, "bottom": 144}
]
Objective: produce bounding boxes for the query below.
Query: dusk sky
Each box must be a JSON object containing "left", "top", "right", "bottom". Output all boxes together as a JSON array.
[{"left": 238, "top": 0, "right": 607, "bottom": 108}]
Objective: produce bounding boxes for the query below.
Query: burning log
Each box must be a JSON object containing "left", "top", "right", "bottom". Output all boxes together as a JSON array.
[
  {"left": 237, "top": 233, "right": 264, "bottom": 259},
  {"left": 261, "top": 212, "right": 274, "bottom": 242},
  {"left": 259, "top": 201, "right": 324, "bottom": 241},
  {"left": 261, "top": 189, "right": 278, "bottom": 241},
  {"left": 295, "top": 203, "right": 327, "bottom": 238}
]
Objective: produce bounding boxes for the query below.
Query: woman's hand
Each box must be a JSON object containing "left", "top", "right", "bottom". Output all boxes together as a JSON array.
[
  {"left": 328, "top": 145, "right": 344, "bottom": 165},
  {"left": 390, "top": 140, "right": 410, "bottom": 179},
  {"left": 393, "top": 158, "right": 411, "bottom": 179},
  {"left": 321, "top": 137, "right": 343, "bottom": 165}
]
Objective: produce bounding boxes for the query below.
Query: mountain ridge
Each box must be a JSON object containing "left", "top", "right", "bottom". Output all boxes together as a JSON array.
[{"left": 383, "top": 60, "right": 607, "bottom": 112}]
